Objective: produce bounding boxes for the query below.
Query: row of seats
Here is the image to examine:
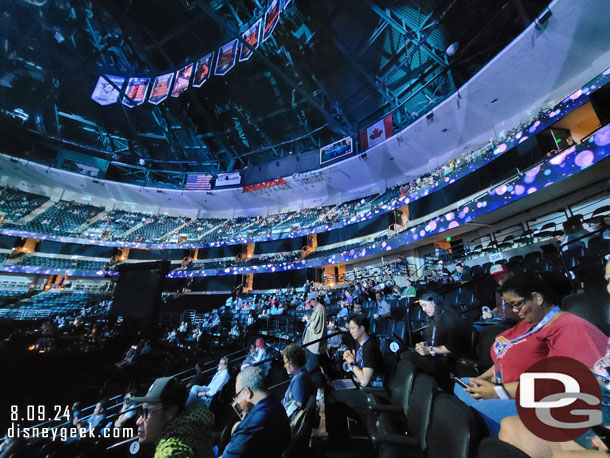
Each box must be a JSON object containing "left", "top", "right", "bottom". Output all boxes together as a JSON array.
[{"left": 365, "top": 359, "right": 525, "bottom": 458}]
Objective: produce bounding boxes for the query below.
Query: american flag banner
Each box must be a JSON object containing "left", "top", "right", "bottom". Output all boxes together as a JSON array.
[{"left": 185, "top": 174, "right": 213, "bottom": 190}]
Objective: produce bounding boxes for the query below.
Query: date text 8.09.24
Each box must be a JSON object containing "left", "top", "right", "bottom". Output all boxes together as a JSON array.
[{"left": 10, "top": 405, "right": 71, "bottom": 423}]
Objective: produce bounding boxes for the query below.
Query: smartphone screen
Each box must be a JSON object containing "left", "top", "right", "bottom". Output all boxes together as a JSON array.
[{"left": 450, "top": 373, "right": 469, "bottom": 389}]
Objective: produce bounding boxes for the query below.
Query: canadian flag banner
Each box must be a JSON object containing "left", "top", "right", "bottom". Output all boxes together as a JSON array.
[{"left": 358, "top": 114, "right": 393, "bottom": 152}]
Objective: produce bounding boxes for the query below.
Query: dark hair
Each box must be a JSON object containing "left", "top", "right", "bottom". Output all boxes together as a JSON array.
[
  {"left": 348, "top": 314, "right": 370, "bottom": 333},
  {"left": 498, "top": 274, "right": 555, "bottom": 304},
  {"left": 419, "top": 291, "right": 448, "bottom": 316},
  {"left": 282, "top": 344, "right": 306, "bottom": 368}
]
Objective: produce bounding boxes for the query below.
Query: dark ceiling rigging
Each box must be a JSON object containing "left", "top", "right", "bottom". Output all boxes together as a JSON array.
[{"left": 0, "top": 0, "right": 551, "bottom": 187}]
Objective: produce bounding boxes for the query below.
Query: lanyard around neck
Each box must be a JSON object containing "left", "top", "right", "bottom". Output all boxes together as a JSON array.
[{"left": 494, "top": 305, "right": 560, "bottom": 356}]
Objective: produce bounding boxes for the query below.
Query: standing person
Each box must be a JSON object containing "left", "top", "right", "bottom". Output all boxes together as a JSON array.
[
  {"left": 223, "top": 367, "right": 291, "bottom": 458},
  {"left": 325, "top": 314, "right": 383, "bottom": 449},
  {"left": 303, "top": 292, "right": 327, "bottom": 373}
]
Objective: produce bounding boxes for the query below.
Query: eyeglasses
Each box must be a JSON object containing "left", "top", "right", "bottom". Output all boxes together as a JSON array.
[
  {"left": 232, "top": 386, "right": 248, "bottom": 404},
  {"left": 138, "top": 405, "right": 162, "bottom": 420},
  {"left": 507, "top": 298, "right": 527, "bottom": 311}
]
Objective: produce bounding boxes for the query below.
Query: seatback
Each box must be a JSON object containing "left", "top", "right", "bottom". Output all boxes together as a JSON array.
[
  {"left": 562, "top": 291, "right": 610, "bottom": 335},
  {"left": 476, "top": 323, "right": 512, "bottom": 364},
  {"left": 524, "top": 251, "right": 544, "bottom": 273},
  {"left": 393, "top": 320, "right": 407, "bottom": 342},
  {"left": 282, "top": 395, "right": 317, "bottom": 458},
  {"left": 426, "top": 394, "right": 479, "bottom": 458},
  {"left": 391, "top": 360, "right": 416, "bottom": 410},
  {"left": 407, "top": 374, "right": 437, "bottom": 452}
]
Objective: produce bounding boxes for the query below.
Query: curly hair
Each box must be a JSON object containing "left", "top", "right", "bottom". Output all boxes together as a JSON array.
[{"left": 282, "top": 344, "right": 306, "bottom": 368}]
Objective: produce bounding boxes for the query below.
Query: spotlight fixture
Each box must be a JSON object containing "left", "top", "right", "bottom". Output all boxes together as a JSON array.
[{"left": 446, "top": 42, "right": 459, "bottom": 57}]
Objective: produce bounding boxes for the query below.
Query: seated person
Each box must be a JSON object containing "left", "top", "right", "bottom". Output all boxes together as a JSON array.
[
  {"left": 134, "top": 376, "right": 215, "bottom": 458},
  {"left": 327, "top": 319, "right": 344, "bottom": 351},
  {"left": 281, "top": 344, "right": 313, "bottom": 417},
  {"left": 373, "top": 292, "right": 391, "bottom": 319},
  {"left": 453, "top": 262, "right": 472, "bottom": 282},
  {"left": 187, "top": 360, "right": 208, "bottom": 389},
  {"left": 241, "top": 338, "right": 266, "bottom": 370},
  {"left": 223, "top": 366, "right": 291, "bottom": 458},
  {"left": 187, "top": 356, "right": 231, "bottom": 407},
  {"left": 325, "top": 314, "right": 383, "bottom": 449},
  {"left": 86, "top": 399, "right": 112, "bottom": 434},
  {"left": 115, "top": 393, "right": 138, "bottom": 430},
  {"left": 401, "top": 279, "right": 417, "bottom": 298},
  {"left": 498, "top": 338, "right": 610, "bottom": 458},
  {"left": 482, "top": 264, "right": 520, "bottom": 322},
  {"left": 400, "top": 291, "right": 470, "bottom": 388},
  {"left": 454, "top": 274, "right": 607, "bottom": 436}
]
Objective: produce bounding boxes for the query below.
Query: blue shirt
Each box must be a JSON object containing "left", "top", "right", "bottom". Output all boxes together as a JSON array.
[
  {"left": 223, "top": 396, "right": 290, "bottom": 458},
  {"left": 281, "top": 368, "right": 313, "bottom": 409}
]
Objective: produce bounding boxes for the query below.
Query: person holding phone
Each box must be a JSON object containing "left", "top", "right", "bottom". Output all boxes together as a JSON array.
[
  {"left": 454, "top": 274, "right": 607, "bottom": 436},
  {"left": 325, "top": 314, "right": 383, "bottom": 449},
  {"left": 400, "top": 291, "right": 470, "bottom": 389}
]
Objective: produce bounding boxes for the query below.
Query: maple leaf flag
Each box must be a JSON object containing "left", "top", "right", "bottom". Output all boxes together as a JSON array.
[{"left": 358, "top": 114, "right": 393, "bottom": 152}]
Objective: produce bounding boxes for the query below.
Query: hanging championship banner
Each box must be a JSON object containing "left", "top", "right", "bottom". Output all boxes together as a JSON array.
[
  {"left": 215, "top": 40, "right": 238, "bottom": 76},
  {"left": 240, "top": 19, "right": 261, "bottom": 62},
  {"left": 262, "top": 0, "right": 280, "bottom": 42},
  {"left": 171, "top": 63, "right": 193, "bottom": 97},
  {"left": 91, "top": 75, "right": 125, "bottom": 106},
  {"left": 192, "top": 52, "right": 214, "bottom": 88},
  {"left": 148, "top": 72, "right": 174, "bottom": 105},
  {"left": 122, "top": 77, "right": 150, "bottom": 108},
  {"left": 282, "top": 0, "right": 292, "bottom": 9}
]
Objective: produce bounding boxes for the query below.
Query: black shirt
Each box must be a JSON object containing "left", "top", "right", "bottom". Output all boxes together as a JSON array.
[
  {"left": 424, "top": 307, "right": 470, "bottom": 357},
  {"left": 354, "top": 336, "right": 383, "bottom": 385}
]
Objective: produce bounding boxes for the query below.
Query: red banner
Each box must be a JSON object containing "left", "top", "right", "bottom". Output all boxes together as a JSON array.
[{"left": 242, "top": 177, "right": 286, "bottom": 193}]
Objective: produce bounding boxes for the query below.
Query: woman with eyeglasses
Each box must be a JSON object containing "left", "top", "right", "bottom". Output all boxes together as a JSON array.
[{"left": 454, "top": 274, "right": 607, "bottom": 436}]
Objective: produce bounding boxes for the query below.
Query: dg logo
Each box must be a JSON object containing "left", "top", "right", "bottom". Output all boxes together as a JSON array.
[{"left": 517, "top": 356, "right": 602, "bottom": 442}]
